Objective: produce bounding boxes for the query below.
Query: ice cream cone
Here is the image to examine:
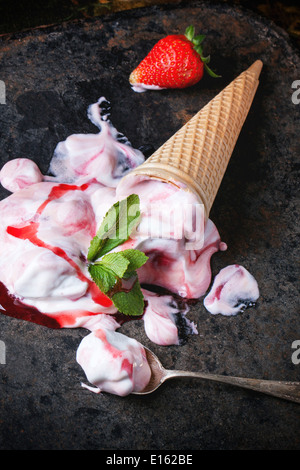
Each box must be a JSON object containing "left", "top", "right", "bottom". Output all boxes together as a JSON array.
[{"left": 121, "top": 60, "right": 263, "bottom": 219}]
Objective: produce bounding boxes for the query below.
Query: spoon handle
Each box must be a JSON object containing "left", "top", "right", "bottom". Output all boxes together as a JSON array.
[{"left": 165, "top": 370, "right": 300, "bottom": 403}]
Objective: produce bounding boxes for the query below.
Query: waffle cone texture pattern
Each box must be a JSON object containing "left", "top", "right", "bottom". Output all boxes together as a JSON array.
[{"left": 125, "top": 60, "right": 263, "bottom": 219}]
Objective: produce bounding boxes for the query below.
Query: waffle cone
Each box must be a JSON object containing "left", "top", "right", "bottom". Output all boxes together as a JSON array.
[{"left": 121, "top": 60, "right": 262, "bottom": 219}]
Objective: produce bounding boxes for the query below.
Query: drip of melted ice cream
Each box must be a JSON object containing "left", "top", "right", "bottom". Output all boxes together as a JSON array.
[
  {"left": 204, "top": 265, "right": 259, "bottom": 316},
  {"left": 0, "top": 98, "right": 258, "bottom": 395}
]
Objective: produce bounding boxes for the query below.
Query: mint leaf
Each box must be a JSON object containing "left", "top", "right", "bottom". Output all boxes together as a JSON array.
[
  {"left": 111, "top": 278, "right": 145, "bottom": 316},
  {"left": 99, "top": 252, "right": 130, "bottom": 278},
  {"left": 87, "top": 235, "right": 104, "bottom": 263},
  {"left": 121, "top": 249, "right": 149, "bottom": 273},
  {"left": 88, "top": 252, "right": 130, "bottom": 293},
  {"left": 87, "top": 194, "right": 141, "bottom": 262},
  {"left": 88, "top": 263, "right": 117, "bottom": 294}
]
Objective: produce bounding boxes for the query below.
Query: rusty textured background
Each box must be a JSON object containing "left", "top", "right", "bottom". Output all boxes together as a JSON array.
[{"left": 0, "top": 0, "right": 299, "bottom": 450}]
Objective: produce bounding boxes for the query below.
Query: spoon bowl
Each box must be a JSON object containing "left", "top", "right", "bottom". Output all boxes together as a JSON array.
[{"left": 132, "top": 347, "right": 300, "bottom": 404}]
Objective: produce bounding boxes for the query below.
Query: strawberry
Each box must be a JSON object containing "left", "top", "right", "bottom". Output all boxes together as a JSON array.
[{"left": 129, "top": 25, "right": 220, "bottom": 91}]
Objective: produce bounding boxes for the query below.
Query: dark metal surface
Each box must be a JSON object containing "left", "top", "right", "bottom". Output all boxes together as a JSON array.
[{"left": 0, "top": 0, "right": 299, "bottom": 450}]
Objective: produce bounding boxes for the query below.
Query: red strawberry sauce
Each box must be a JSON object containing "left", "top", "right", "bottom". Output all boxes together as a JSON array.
[{"left": 1, "top": 183, "right": 113, "bottom": 328}]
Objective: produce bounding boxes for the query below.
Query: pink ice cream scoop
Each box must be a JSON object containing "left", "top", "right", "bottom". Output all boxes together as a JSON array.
[
  {"left": 76, "top": 328, "right": 151, "bottom": 396},
  {"left": 0, "top": 158, "right": 43, "bottom": 192}
]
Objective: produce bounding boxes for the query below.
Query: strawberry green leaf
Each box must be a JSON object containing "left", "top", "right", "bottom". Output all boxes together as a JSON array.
[
  {"left": 201, "top": 55, "right": 211, "bottom": 64},
  {"left": 194, "top": 45, "right": 203, "bottom": 56},
  {"left": 193, "top": 34, "right": 206, "bottom": 45},
  {"left": 204, "top": 63, "right": 221, "bottom": 78},
  {"left": 184, "top": 25, "right": 221, "bottom": 79},
  {"left": 185, "top": 25, "right": 195, "bottom": 42}
]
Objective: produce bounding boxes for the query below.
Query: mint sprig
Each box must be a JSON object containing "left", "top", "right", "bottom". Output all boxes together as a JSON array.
[{"left": 87, "top": 195, "right": 148, "bottom": 316}]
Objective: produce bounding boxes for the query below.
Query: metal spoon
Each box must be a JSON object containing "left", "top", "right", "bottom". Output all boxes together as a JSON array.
[{"left": 132, "top": 347, "right": 300, "bottom": 403}]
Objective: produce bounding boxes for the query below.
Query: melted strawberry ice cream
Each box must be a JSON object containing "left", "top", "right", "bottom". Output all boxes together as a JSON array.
[
  {"left": 203, "top": 264, "right": 259, "bottom": 316},
  {"left": 141, "top": 289, "right": 197, "bottom": 346},
  {"left": 0, "top": 98, "right": 259, "bottom": 396},
  {"left": 116, "top": 174, "right": 227, "bottom": 299}
]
